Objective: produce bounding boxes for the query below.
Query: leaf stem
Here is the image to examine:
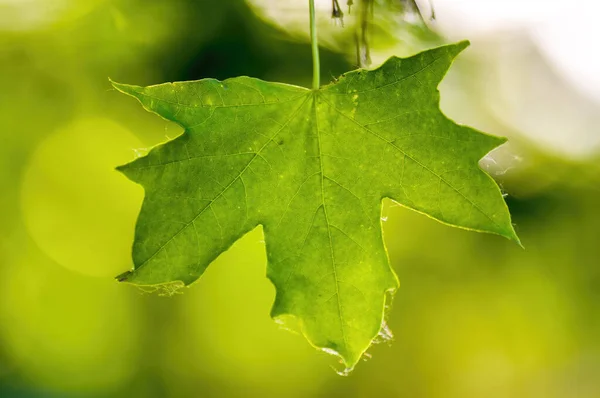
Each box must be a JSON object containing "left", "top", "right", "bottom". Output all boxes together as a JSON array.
[{"left": 309, "top": 0, "right": 320, "bottom": 90}]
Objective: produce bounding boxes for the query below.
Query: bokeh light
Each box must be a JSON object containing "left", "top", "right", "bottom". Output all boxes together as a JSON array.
[{"left": 21, "top": 118, "right": 143, "bottom": 277}]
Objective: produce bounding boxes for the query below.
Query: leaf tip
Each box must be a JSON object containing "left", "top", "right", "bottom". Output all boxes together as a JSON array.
[
  {"left": 500, "top": 223, "right": 523, "bottom": 248},
  {"left": 115, "top": 163, "right": 128, "bottom": 173},
  {"left": 108, "top": 77, "right": 123, "bottom": 90},
  {"left": 457, "top": 39, "right": 471, "bottom": 50},
  {"left": 510, "top": 230, "right": 524, "bottom": 248},
  {"left": 115, "top": 162, "right": 130, "bottom": 178},
  {"left": 110, "top": 79, "right": 143, "bottom": 98},
  {"left": 115, "top": 161, "right": 139, "bottom": 183},
  {"left": 115, "top": 270, "right": 132, "bottom": 283},
  {"left": 448, "top": 40, "right": 470, "bottom": 58}
]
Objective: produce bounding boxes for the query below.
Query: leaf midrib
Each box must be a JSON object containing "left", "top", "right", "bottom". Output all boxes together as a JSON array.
[{"left": 312, "top": 92, "right": 350, "bottom": 354}]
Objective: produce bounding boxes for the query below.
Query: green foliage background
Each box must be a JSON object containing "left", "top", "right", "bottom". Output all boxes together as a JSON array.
[{"left": 0, "top": 0, "right": 598, "bottom": 397}]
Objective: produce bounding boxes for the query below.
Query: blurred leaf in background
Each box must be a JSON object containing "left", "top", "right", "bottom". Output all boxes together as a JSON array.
[{"left": 0, "top": 0, "right": 599, "bottom": 397}]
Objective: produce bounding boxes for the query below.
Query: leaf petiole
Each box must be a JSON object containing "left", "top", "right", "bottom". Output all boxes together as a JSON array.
[{"left": 309, "top": 0, "right": 320, "bottom": 90}]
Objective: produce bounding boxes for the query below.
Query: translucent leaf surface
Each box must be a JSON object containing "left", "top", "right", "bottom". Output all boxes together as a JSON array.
[{"left": 113, "top": 41, "right": 518, "bottom": 370}]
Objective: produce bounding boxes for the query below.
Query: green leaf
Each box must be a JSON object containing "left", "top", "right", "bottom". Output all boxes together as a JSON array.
[{"left": 112, "top": 41, "right": 518, "bottom": 370}]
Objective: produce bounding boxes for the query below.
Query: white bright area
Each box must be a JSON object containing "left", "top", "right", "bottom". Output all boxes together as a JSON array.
[
  {"left": 432, "top": 0, "right": 600, "bottom": 159},
  {"left": 434, "top": 0, "right": 599, "bottom": 104}
]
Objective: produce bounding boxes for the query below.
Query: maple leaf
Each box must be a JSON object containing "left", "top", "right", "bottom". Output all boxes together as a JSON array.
[{"left": 112, "top": 41, "right": 518, "bottom": 370}]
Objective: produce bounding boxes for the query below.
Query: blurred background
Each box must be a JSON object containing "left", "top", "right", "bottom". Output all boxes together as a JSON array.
[{"left": 0, "top": 0, "right": 599, "bottom": 397}]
